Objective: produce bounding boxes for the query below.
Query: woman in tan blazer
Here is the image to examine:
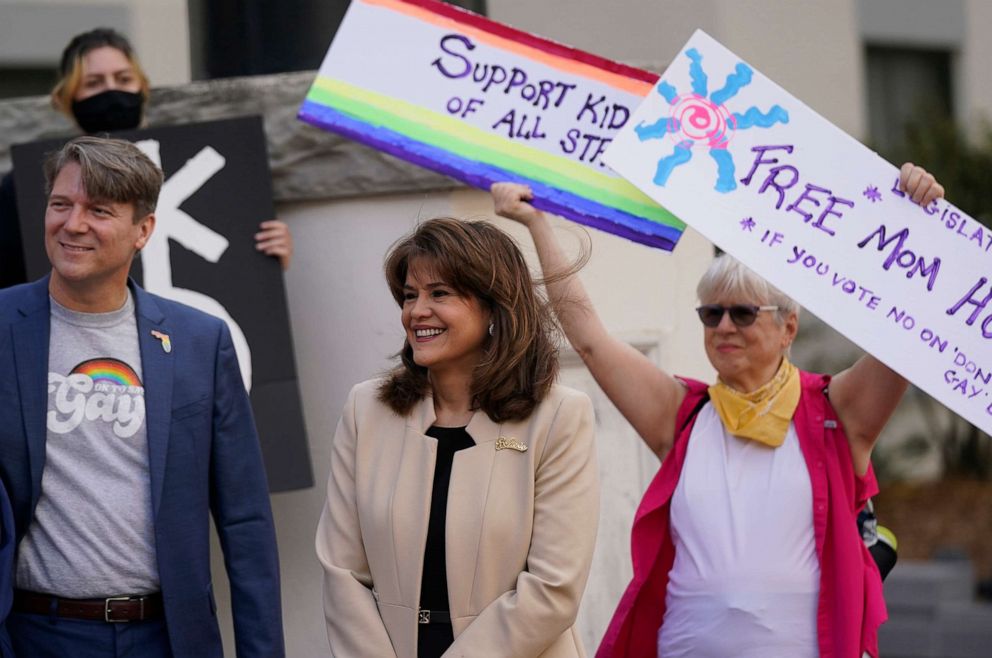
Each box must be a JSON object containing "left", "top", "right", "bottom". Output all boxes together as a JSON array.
[{"left": 316, "top": 218, "right": 599, "bottom": 658}]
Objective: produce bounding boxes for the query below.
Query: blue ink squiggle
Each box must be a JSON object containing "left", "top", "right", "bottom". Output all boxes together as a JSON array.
[
  {"left": 733, "top": 105, "right": 790, "bottom": 129},
  {"left": 653, "top": 142, "right": 693, "bottom": 186},
  {"left": 710, "top": 63, "right": 753, "bottom": 106},
  {"left": 709, "top": 150, "right": 737, "bottom": 192},
  {"left": 686, "top": 49, "right": 708, "bottom": 97},
  {"left": 636, "top": 117, "right": 679, "bottom": 141},
  {"left": 658, "top": 81, "right": 679, "bottom": 105}
]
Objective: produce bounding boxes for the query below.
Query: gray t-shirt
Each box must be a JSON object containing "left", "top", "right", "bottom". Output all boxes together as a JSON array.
[{"left": 16, "top": 291, "right": 160, "bottom": 597}]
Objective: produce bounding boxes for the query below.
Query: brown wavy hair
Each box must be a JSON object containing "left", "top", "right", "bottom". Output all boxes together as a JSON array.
[{"left": 379, "top": 218, "right": 559, "bottom": 422}]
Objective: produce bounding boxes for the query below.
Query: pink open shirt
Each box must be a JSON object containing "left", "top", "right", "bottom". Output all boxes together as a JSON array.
[{"left": 597, "top": 370, "right": 886, "bottom": 658}]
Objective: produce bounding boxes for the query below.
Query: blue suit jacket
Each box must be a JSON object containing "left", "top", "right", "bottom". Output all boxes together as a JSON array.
[
  {"left": 0, "top": 276, "right": 284, "bottom": 658},
  {"left": 0, "top": 479, "right": 13, "bottom": 658}
]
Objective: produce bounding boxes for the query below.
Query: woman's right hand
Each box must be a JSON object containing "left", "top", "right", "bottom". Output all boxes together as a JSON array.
[
  {"left": 491, "top": 182, "right": 544, "bottom": 227},
  {"left": 490, "top": 180, "right": 684, "bottom": 459}
]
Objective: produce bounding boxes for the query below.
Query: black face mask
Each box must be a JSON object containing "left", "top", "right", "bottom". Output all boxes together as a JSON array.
[{"left": 70, "top": 90, "right": 144, "bottom": 134}]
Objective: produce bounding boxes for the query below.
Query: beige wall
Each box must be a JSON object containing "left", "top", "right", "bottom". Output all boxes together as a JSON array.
[
  {"left": 0, "top": 0, "right": 190, "bottom": 86},
  {"left": 489, "top": 0, "right": 865, "bottom": 136},
  {"left": 961, "top": 0, "right": 992, "bottom": 132},
  {"left": 710, "top": 0, "right": 865, "bottom": 137},
  {"left": 489, "top": 0, "right": 719, "bottom": 68},
  {"left": 127, "top": 0, "right": 191, "bottom": 86}
]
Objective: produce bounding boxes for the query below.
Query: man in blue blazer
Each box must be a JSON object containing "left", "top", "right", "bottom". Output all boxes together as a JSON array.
[{"left": 0, "top": 136, "right": 284, "bottom": 657}]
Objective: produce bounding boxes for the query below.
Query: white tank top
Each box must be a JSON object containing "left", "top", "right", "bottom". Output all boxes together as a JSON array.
[{"left": 657, "top": 403, "right": 820, "bottom": 658}]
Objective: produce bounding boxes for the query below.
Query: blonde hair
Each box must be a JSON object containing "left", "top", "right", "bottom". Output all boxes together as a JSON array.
[
  {"left": 696, "top": 254, "right": 800, "bottom": 325},
  {"left": 51, "top": 28, "right": 150, "bottom": 115}
]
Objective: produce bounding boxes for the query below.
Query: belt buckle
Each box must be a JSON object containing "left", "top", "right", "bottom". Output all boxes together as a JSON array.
[
  {"left": 105, "top": 596, "right": 137, "bottom": 623},
  {"left": 418, "top": 609, "right": 430, "bottom": 624}
]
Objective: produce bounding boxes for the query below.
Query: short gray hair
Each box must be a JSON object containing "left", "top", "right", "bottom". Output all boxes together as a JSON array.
[
  {"left": 696, "top": 254, "right": 800, "bottom": 324},
  {"left": 44, "top": 135, "right": 163, "bottom": 222}
]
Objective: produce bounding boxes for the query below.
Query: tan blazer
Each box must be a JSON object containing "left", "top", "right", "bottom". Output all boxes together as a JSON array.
[{"left": 316, "top": 379, "right": 599, "bottom": 657}]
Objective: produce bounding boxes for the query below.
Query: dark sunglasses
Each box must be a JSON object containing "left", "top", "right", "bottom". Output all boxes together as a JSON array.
[{"left": 695, "top": 304, "right": 780, "bottom": 328}]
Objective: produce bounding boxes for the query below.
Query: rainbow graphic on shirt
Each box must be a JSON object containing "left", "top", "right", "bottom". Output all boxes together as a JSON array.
[
  {"left": 298, "top": 0, "right": 685, "bottom": 250},
  {"left": 49, "top": 358, "right": 146, "bottom": 438},
  {"left": 71, "top": 358, "right": 143, "bottom": 388}
]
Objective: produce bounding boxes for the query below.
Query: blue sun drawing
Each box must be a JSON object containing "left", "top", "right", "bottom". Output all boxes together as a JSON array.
[{"left": 635, "top": 48, "right": 789, "bottom": 193}]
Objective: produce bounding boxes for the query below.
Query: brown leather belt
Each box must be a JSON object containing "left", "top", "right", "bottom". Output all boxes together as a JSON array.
[{"left": 14, "top": 589, "right": 164, "bottom": 622}]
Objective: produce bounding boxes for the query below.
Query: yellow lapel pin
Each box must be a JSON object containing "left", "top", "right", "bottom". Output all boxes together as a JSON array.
[{"left": 495, "top": 436, "right": 527, "bottom": 452}]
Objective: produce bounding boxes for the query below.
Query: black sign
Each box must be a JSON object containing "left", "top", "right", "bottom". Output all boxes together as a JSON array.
[{"left": 13, "top": 116, "right": 313, "bottom": 492}]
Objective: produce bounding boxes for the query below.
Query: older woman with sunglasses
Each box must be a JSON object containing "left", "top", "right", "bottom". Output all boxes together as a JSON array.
[{"left": 492, "top": 162, "right": 943, "bottom": 658}]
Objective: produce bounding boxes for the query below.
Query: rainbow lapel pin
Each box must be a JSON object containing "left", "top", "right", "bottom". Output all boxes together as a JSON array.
[
  {"left": 150, "top": 330, "right": 172, "bottom": 354},
  {"left": 495, "top": 436, "right": 527, "bottom": 453}
]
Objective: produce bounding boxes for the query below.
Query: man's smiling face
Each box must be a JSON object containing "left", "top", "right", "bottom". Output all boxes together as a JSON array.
[{"left": 45, "top": 161, "right": 153, "bottom": 306}]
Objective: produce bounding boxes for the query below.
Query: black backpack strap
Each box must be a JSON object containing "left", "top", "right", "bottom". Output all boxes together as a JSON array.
[{"left": 678, "top": 393, "right": 710, "bottom": 436}]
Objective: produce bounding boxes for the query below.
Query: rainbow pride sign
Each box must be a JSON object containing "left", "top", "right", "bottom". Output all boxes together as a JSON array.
[{"left": 298, "top": 0, "right": 684, "bottom": 250}]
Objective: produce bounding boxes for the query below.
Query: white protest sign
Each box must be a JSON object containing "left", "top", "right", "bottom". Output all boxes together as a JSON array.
[
  {"left": 605, "top": 30, "right": 992, "bottom": 435},
  {"left": 299, "top": 0, "right": 684, "bottom": 249}
]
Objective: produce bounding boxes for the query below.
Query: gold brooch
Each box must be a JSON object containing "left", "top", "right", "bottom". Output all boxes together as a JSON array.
[{"left": 495, "top": 436, "right": 527, "bottom": 452}]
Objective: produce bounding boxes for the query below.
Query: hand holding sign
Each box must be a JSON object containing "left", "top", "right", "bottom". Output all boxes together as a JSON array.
[
  {"left": 255, "top": 220, "right": 294, "bottom": 271},
  {"left": 605, "top": 30, "right": 992, "bottom": 436},
  {"left": 491, "top": 182, "right": 542, "bottom": 227},
  {"left": 899, "top": 163, "right": 944, "bottom": 207}
]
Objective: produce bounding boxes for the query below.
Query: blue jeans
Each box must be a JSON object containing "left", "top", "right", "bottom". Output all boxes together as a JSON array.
[{"left": 7, "top": 610, "right": 172, "bottom": 658}]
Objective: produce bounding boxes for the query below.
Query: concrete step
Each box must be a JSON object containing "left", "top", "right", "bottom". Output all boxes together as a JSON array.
[
  {"left": 879, "top": 560, "right": 992, "bottom": 658},
  {"left": 934, "top": 601, "right": 992, "bottom": 658},
  {"left": 883, "top": 559, "right": 975, "bottom": 616}
]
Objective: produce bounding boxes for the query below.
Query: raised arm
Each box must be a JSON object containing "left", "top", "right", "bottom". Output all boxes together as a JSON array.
[
  {"left": 491, "top": 182, "right": 685, "bottom": 458},
  {"left": 830, "top": 163, "right": 944, "bottom": 475}
]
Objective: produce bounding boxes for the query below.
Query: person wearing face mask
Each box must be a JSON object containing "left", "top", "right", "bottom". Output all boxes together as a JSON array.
[
  {"left": 0, "top": 27, "right": 294, "bottom": 289},
  {"left": 50, "top": 28, "right": 149, "bottom": 135}
]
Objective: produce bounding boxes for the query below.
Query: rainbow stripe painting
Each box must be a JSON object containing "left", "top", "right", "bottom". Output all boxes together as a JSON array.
[
  {"left": 298, "top": 0, "right": 685, "bottom": 250},
  {"left": 71, "top": 358, "right": 142, "bottom": 388}
]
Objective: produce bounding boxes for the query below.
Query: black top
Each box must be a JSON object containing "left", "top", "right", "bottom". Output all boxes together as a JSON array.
[
  {"left": 418, "top": 425, "right": 474, "bottom": 658},
  {"left": 0, "top": 172, "right": 27, "bottom": 289}
]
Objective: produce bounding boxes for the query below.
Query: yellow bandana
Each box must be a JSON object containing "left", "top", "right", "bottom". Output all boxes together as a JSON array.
[{"left": 707, "top": 358, "right": 801, "bottom": 447}]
